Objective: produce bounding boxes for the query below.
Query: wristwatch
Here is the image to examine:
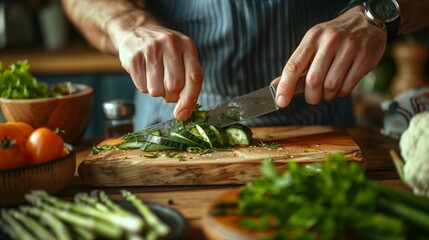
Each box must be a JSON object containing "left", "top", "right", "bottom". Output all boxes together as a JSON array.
[{"left": 362, "top": 0, "right": 401, "bottom": 43}]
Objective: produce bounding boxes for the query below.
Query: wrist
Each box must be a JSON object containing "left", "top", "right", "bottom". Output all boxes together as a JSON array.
[
  {"left": 104, "top": 8, "right": 152, "bottom": 49},
  {"left": 340, "top": 0, "right": 401, "bottom": 44}
]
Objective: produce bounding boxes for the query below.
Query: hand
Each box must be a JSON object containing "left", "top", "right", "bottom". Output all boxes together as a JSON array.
[
  {"left": 275, "top": 5, "right": 387, "bottom": 108},
  {"left": 113, "top": 17, "right": 203, "bottom": 121}
]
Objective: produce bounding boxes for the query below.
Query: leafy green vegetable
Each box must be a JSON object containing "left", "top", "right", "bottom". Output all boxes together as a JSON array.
[
  {"left": 0, "top": 60, "right": 50, "bottom": 99},
  {"left": 212, "top": 153, "right": 429, "bottom": 239},
  {"left": 0, "top": 60, "right": 75, "bottom": 99}
]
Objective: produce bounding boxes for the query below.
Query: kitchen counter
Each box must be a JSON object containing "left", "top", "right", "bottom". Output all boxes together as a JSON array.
[{"left": 60, "top": 127, "right": 407, "bottom": 239}]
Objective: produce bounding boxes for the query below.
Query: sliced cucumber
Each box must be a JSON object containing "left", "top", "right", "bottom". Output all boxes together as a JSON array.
[
  {"left": 195, "top": 123, "right": 220, "bottom": 148},
  {"left": 170, "top": 130, "right": 211, "bottom": 148},
  {"left": 224, "top": 124, "right": 253, "bottom": 146},
  {"left": 141, "top": 142, "right": 176, "bottom": 152},
  {"left": 117, "top": 141, "right": 145, "bottom": 150},
  {"left": 105, "top": 120, "right": 253, "bottom": 153},
  {"left": 146, "top": 135, "right": 187, "bottom": 150},
  {"left": 150, "top": 129, "right": 161, "bottom": 136},
  {"left": 209, "top": 125, "right": 229, "bottom": 147},
  {"left": 189, "top": 127, "right": 202, "bottom": 138},
  {"left": 169, "top": 132, "right": 198, "bottom": 147}
]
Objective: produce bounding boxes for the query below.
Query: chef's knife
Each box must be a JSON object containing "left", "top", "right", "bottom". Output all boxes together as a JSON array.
[
  {"left": 205, "top": 74, "right": 306, "bottom": 127},
  {"left": 125, "top": 73, "right": 306, "bottom": 141}
]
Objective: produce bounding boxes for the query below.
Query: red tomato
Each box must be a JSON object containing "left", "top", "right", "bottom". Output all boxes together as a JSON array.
[
  {"left": 0, "top": 123, "right": 26, "bottom": 147},
  {"left": 26, "top": 127, "right": 64, "bottom": 164},
  {"left": 5, "top": 122, "right": 34, "bottom": 139},
  {"left": 0, "top": 137, "right": 27, "bottom": 169}
]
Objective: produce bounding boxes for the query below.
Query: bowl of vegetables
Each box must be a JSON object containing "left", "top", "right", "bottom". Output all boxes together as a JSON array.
[
  {"left": 0, "top": 60, "right": 93, "bottom": 144},
  {"left": 0, "top": 122, "right": 76, "bottom": 206}
]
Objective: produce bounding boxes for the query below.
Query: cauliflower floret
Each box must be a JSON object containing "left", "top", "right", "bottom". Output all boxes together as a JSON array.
[{"left": 399, "top": 111, "right": 429, "bottom": 197}]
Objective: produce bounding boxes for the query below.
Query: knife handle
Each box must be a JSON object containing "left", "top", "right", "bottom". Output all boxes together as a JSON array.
[{"left": 294, "top": 74, "right": 306, "bottom": 95}]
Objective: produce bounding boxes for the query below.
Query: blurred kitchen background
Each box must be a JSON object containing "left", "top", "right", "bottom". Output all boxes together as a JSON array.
[
  {"left": 0, "top": 0, "right": 135, "bottom": 139},
  {"left": 1, "top": 0, "right": 429, "bottom": 139}
]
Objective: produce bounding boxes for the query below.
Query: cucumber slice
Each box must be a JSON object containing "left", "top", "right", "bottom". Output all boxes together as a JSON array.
[
  {"left": 224, "top": 124, "right": 253, "bottom": 146},
  {"left": 169, "top": 132, "right": 198, "bottom": 147},
  {"left": 146, "top": 135, "right": 187, "bottom": 150},
  {"left": 189, "top": 127, "right": 201, "bottom": 138},
  {"left": 195, "top": 123, "right": 220, "bottom": 148},
  {"left": 117, "top": 141, "right": 145, "bottom": 150},
  {"left": 150, "top": 129, "right": 161, "bottom": 136},
  {"left": 141, "top": 142, "right": 176, "bottom": 152},
  {"left": 170, "top": 130, "right": 211, "bottom": 148},
  {"left": 209, "top": 125, "right": 229, "bottom": 147}
]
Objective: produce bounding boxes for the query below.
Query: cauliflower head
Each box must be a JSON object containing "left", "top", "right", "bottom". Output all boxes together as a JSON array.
[{"left": 399, "top": 111, "right": 429, "bottom": 197}]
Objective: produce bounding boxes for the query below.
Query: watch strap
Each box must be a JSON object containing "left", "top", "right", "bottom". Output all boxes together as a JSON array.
[{"left": 386, "top": 16, "right": 401, "bottom": 44}]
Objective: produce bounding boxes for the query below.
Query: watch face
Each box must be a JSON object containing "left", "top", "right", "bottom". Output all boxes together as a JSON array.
[{"left": 368, "top": 0, "right": 400, "bottom": 21}]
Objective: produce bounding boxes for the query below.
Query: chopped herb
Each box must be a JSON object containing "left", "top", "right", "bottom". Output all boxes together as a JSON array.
[
  {"left": 91, "top": 145, "right": 115, "bottom": 154},
  {"left": 176, "top": 156, "right": 186, "bottom": 161},
  {"left": 164, "top": 151, "right": 179, "bottom": 158},
  {"left": 258, "top": 140, "right": 281, "bottom": 149}
]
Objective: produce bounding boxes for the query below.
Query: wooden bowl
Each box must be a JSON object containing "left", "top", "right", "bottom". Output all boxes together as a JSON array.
[
  {"left": 0, "top": 144, "right": 76, "bottom": 206},
  {"left": 0, "top": 84, "right": 94, "bottom": 144}
]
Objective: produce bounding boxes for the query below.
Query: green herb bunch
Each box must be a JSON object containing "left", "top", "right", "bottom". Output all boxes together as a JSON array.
[
  {"left": 213, "top": 153, "right": 429, "bottom": 240},
  {"left": 0, "top": 60, "right": 51, "bottom": 99}
]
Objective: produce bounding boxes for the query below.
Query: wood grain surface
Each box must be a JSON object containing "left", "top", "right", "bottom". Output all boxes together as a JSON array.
[
  {"left": 78, "top": 126, "right": 363, "bottom": 187},
  {"left": 202, "top": 187, "right": 262, "bottom": 240}
]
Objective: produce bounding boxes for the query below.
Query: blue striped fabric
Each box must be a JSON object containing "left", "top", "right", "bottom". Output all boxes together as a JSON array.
[{"left": 134, "top": 0, "right": 355, "bottom": 130}]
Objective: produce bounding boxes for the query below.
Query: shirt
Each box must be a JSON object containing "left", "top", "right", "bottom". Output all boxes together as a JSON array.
[{"left": 134, "top": 0, "right": 355, "bottom": 130}]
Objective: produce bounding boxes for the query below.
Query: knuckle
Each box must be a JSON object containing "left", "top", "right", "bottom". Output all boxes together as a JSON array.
[
  {"left": 324, "top": 79, "right": 339, "bottom": 91},
  {"left": 148, "top": 88, "right": 164, "bottom": 97},
  {"left": 163, "top": 95, "right": 179, "bottom": 103},
  {"left": 306, "top": 74, "right": 323, "bottom": 89},
  {"left": 189, "top": 71, "right": 203, "bottom": 85},
  {"left": 167, "top": 77, "right": 185, "bottom": 92},
  {"left": 338, "top": 85, "right": 352, "bottom": 96},
  {"left": 284, "top": 59, "right": 301, "bottom": 73}
]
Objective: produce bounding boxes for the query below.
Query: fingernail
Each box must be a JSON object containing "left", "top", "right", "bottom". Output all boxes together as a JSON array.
[
  {"left": 277, "top": 95, "right": 288, "bottom": 108},
  {"left": 176, "top": 109, "right": 190, "bottom": 121}
]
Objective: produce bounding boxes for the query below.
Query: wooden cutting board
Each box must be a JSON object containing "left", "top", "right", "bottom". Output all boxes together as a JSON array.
[{"left": 78, "top": 126, "right": 363, "bottom": 187}]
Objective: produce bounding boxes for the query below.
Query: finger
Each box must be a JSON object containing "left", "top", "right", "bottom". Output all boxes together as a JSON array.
[
  {"left": 337, "top": 56, "right": 367, "bottom": 97},
  {"left": 339, "top": 38, "right": 385, "bottom": 97},
  {"left": 276, "top": 42, "right": 315, "bottom": 108},
  {"left": 120, "top": 50, "right": 148, "bottom": 93},
  {"left": 304, "top": 46, "right": 335, "bottom": 105},
  {"left": 323, "top": 42, "right": 355, "bottom": 101},
  {"left": 174, "top": 44, "right": 203, "bottom": 121},
  {"left": 145, "top": 48, "right": 165, "bottom": 97},
  {"left": 163, "top": 46, "right": 185, "bottom": 102}
]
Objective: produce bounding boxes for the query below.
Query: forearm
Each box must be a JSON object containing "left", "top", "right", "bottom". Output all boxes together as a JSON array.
[
  {"left": 397, "top": 0, "right": 429, "bottom": 34},
  {"left": 61, "top": 0, "right": 151, "bottom": 54}
]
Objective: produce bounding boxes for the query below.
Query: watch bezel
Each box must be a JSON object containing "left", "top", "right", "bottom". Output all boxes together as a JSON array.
[{"left": 363, "top": 0, "right": 400, "bottom": 28}]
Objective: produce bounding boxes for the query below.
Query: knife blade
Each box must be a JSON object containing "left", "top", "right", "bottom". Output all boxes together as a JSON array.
[
  {"left": 125, "top": 73, "right": 306, "bottom": 141},
  {"left": 205, "top": 73, "right": 306, "bottom": 127}
]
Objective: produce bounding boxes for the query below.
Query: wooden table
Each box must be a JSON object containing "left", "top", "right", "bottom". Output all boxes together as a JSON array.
[{"left": 59, "top": 127, "right": 408, "bottom": 239}]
